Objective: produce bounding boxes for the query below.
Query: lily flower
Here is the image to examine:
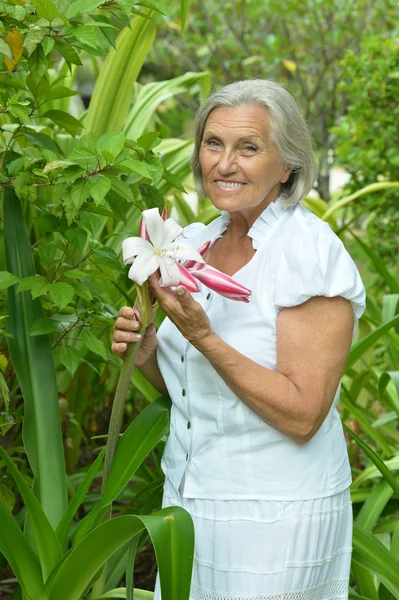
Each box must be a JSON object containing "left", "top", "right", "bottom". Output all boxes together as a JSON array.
[
  {"left": 122, "top": 208, "right": 205, "bottom": 286},
  {"left": 178, "top": 261, "right": 251, "bottom": 303}
]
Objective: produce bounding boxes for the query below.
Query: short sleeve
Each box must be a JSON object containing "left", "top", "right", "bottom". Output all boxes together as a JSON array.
[
  {"left": 176, "top": 221, "right": 207, "bottom": 243},
  {"left": 272, "top": 225, "right": 366, "bottom": 320}
]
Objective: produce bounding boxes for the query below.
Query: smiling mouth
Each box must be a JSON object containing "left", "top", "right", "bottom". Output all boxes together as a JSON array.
[{"left": 214, "top": 180, "right": 246, "bottom": 190}]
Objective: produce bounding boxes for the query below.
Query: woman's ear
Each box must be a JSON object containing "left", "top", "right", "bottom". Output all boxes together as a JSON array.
[{"left": 280, "top": 165, "right": 292, "bottom": 184}]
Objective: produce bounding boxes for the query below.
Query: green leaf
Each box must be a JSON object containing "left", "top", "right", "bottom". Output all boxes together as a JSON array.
[
  {"left": 0, "top": 38, "right": 13, "bottom": 61},
  {"left": 59, "top": 346, "right": 81, "bottom": 376},
  {"left": 347, "top": 315, "right": 399, "bottom": 368},
  {"left": 70, "top": 280, "right": 93, "bottom": 301},
  {"left": 17, "top": 275, "right": 46, "bottom": 293},
  {"left": 71, "top": 179, "right": 90, "bottom": 210},
  {"left": 89, "top": 174, "right": 112, "bottom": 204},
  {"left": 63, "top": 269, "right": 88, "bottom": 279},
  {"left": 96, "top": 132, "right": 126, "bottom": 159},
  {"left": 29, "top": 318, "right": 59, "bottom": 336},
  {"left": 43, "top": 508, "right": 194, "bottom": 600},
  {"left": 81, "top": 329, "right": 107, "bottom": 359},
  {"left": 0, "top": 372, "right": 11, "bottom": 412},
  {"left": 42, "top": 37, "right": 55, "bottom": 56},
  {"left": 43, "top": 160, "right": 75, "bottom": 174},
  {"left": 349, "top": 231, "right": 399, "bottom": 294},
  {"left": 73, "top": 24, "right": 98, "bottom": 49},
  {"left": 0, "top": 271, "right": 19, "bottom": 291},
  {"left": 75, "top": 397, "right": 170, "bottom": 540},
  {"left": 180, "top": 0, "right": 189, "bottom": 30},
  {"left": 44, "top": 110, "right": 83, "bottom": 136},
  {"left": 0, "top": 497, "right": 44, "bottom": 599},
  {"left": 137, "top": 131, "right": 161, "bottom": 150},
  {"left": 69, "top": 145, "right": 97, "bottom": 167},
  {"left": 48, "top": 86, "right": 80, "bottom": 101},
  {"left": 84, "top": 16, "right": 157, "bottom": 136},
  {"left": 32, "top": 0, "right": 58, "bottom": 21},
  {"left": 29, "top": 45, "right": 49, "bottom": 85},
  {"left": 120, "top": 158, "right": 151, "bottom": 178},
  {"left": 48, "top": 282, "right": 75, "bottom": 310},
  {"left": 111, "top": 178, "right": 134, "bottom": 201},
  {"left": 54, "top": 40, "right": 82, "bottom": 67},
  {"left": 66, "top": 0, "right": 104, "bottom": 18},
  {"left": 56, "top": 448, "right": 105, "bottom": 551},
  {"left": 139, "top": 183, "right": 164, "bottom": 210},
  {"left": 0, "top": 446, "right": 62, "bottom": 581},
  {"left": 64, "top": 226, "right": 88, "bottom": 251},
  {"left": 352, "top": 525, "right": 399, "bottom": 597},
  {"left": 92, "top": 587, "right": 154, "bottom": 599},
  {"left": 23, "top": 130, "right": 63, "bottom": 156},
  {"left": 343, "top": 424, "right": 399, "bottom": 496}
]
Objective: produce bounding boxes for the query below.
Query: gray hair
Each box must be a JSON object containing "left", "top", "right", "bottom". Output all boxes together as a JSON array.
[{"left": 190, "top": 79, "right": 318, "bottom": 207}]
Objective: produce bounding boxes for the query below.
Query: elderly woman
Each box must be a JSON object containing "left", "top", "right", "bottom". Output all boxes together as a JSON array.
[{"left": 112, "top": 80, "right": 366, "bottom": 600}]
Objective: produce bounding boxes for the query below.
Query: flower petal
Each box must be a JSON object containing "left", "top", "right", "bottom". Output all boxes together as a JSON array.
[
  {"left": 159, "top": 258, "right": 181, "bottom": 287},
  {"left": 122, "top": 237, "right": 153, "bottom": 264},
  {"left": 191, "top": 265, "right": 252, "bottom": 302},
  {"left": 184, "top": 240, "right": 211, "bottom": 269},
  {"left": 161, "top": 218, "right": 183, "bottom": 246},
  {"left": 176, "top": 263, "right": 200, "bottom": 292},
  {"left": 161, "top": 205, "right": 167, "bottom": 221},
  {"left": 164, "top": 242, "right": 205, "bottom": 264},
  {"left": 128, "top": 251, "right": 159, "bottom": 285},
  {"left": 139, "top": 216, "right": 150, "bottom": 241},
  {"left": 143, "top": 208, "right": 165, "bottom": 248}
]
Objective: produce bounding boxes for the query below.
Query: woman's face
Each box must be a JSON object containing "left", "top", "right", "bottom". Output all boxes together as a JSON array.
[{"left": 199, "top": 104, "right": 290, "bottom": 218}]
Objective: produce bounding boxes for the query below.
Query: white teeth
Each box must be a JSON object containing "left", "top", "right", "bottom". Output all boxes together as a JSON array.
[{"left": 216, "top": 181, "right": 245, "bottom": 190}]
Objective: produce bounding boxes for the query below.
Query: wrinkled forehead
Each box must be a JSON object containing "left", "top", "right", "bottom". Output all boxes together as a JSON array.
[{"left": 202, "top": 103, "right": 274, "bottom": 143}]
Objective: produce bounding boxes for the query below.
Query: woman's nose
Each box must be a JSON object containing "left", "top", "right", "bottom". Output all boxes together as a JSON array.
[{"left": 217, "top": 150, "right": 237, "bottom": 174}]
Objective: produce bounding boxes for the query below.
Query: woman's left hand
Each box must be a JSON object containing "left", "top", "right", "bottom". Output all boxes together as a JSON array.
[{"left": 149, "top": 273, "right": 214, "bottom": 348}]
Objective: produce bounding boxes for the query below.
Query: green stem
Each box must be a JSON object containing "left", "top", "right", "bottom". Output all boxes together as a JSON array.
[{"left": 91, "top": 282, "right": 153, "bottom": 598}]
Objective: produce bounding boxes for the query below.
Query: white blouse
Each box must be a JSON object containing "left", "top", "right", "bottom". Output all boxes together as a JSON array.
[{"left": 156, "top": 199, "right": 366, "bottom": 501}]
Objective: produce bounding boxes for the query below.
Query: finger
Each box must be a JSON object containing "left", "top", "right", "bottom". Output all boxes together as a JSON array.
[
  {"left": 115, "top": 316, "right": 140, "bottom": 332},
  {"left": 111, "top": 341, "right": 127, "bottom": 355},
  {"left": 113, "top": 330, "right": 141, "bottom": 343},
  {"left": 175, "top": 286, "right": 192, "bottom": 305},
  {"left": 119, "top": 306, "right": 134, "bottom": 319}
]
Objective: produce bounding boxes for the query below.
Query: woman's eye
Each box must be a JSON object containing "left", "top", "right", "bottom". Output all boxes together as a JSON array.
[
  {"left": 243, "top": 145, "right": 258, "bottom": 153},
  {"left": 206, "top": 139, "right": 221, "bottom": 148}
]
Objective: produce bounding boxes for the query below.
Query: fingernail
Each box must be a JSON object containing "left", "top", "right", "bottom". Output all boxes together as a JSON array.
[{"left": 176, "top": 287, "right": 185, "bottom": 296}]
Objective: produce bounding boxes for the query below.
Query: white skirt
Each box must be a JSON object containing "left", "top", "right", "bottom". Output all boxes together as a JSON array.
[{"left": 154, "top": 478, "right": 352, "bottom": 600}]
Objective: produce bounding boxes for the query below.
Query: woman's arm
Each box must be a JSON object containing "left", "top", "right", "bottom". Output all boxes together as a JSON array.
[{"left": 150, "top": 277, "right": 354, "bottom": 444}]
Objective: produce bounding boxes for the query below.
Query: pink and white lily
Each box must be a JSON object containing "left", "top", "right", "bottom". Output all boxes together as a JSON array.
[
  {"left": 123, "top": 207, "right": 252, "bottom": 303},
  {"left": 122, "top": 208, "right": 204, "bottom": 286}
]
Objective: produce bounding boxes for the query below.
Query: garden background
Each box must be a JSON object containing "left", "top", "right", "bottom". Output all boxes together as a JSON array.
[{"left": 1, "top": 0, "right": 399, "bottom": 598}]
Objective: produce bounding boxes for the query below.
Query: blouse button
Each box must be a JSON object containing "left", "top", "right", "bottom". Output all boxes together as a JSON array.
[
  {"left": 181, "top": 355, "right": 184, "bottom": 363},
  {"left": 186, "top": 453, "right": 189, "bottom": 461},
  {"left": 206, "top": 292, "right": 211, "bottom": 300},
  {"left": 182, "top": 389, "right": 186, "bottom": 397},
  {"left": 187, "top": 421, "right": 191, "bottom": 429}
]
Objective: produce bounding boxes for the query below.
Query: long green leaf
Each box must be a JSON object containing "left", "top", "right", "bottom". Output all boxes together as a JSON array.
[
  {"left": 180, "top": 0, "right": 189, "bottom": 30},
  {"left": 0, "top": 447, "right": 62, "bottom": 581},
  {"left": 355, "top": 480, "right": 393, "bottom": 531},
  {"left": 340, "top": 391, "right": 392, "bottom": 456},
  {"left": 42, "top": 508, "right": 194, "bottom": 600},
  {"left": 349, "top": 231, "right": 399, "bottom": 294},
  {"left": 322, "top": 182, "right": 399, "bottom": 221},
  {"left": 344, "top": 425, "right": 399, "bottom": 495},
  {"left": 125, "top": 72, "right": 210, "bottom": 139},
  {"left": 352, "top": 525, "right": 399, "bottom": 597},
  {"left": 0, "top": 497, "right": 44, "bottom": 599},
  {"left": 4, "top": 188, "right": 67, "bottom": 528},
  {"left": 73, "top": 396, "right": 170, "bottom": 541},
  {"left": 92, "top": 588, "right": 153, "bottom": 599},
  {"left": 56, "top": 448, "right": 106, "bottom": 551},
  {"left": 346, "top": 315, "right": 399, "bottom": 369},
  {"left": 84, "top": 15, "right": 157, "bottom": 136}
]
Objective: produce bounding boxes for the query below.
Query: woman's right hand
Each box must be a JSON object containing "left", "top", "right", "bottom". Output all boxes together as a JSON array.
[{"left": 111, "top": 307, "right": 157, "bottom": 365}]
